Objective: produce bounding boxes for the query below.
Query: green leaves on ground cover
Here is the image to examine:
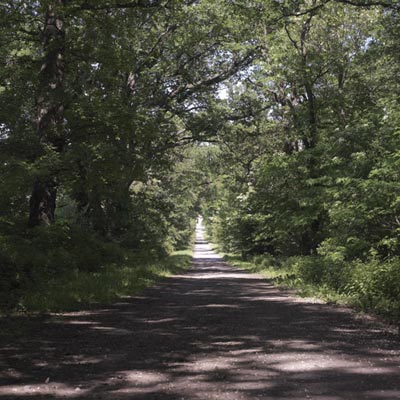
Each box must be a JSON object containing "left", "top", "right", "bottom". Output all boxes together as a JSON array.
[
  {"left": 226, "top": 253, "right": 400, "bottom": 323},
  {"left": 8, "top": 249, "right": 192, "bottom": 314}
]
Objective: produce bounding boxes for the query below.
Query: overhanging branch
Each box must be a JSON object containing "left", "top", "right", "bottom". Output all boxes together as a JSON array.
[
  {"left": 169, "top": 48, "right": 258, "bottom": 101},
  {"left": 279, "top": 0, "right": 396, "bottom": 20},
  {"left": 78, "top": 0, "right": 164, "bottom": 11},
  {"left": 334, "top": 0, "right": 398, "bottom": 8}
]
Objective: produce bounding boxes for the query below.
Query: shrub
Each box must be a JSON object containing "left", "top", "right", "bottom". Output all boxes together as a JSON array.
[
  {"left": 344, "top": 258, "right": 400, "bottom": 318},
  {"left": 284, "top": 256, "right": 325, "bottom": 285}
]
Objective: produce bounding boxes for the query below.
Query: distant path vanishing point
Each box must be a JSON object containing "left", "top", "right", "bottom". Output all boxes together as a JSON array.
[{"left": 1, "top": 219, "right": 399, "bottom": 399}]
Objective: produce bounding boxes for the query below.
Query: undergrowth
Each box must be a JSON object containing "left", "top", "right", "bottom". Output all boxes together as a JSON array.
[
  {"left": 0, "top": 222, "right": 194, "bottom": 314},
  {"left": 1, "top": 248, "right": 192, "bottom": 314},
  {"left": 223, "top": 253, "right": 400, "bottom": 325}
]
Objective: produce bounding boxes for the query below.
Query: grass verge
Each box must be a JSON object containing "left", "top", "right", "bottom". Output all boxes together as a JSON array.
[
  {"left": 17, "top": 249, "right": 192, "bottom": 314},
  {"left": 224, "top": 254, "right": 346, "bottom": 301},
  {"left": 222, "top": 253, "right": 400, "bottom": 326}
]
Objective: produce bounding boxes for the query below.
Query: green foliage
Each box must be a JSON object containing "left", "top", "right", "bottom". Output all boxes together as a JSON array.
[
  {"left": 344, "top": 258, "right": 400, "bottom": 317},
  {"left": 18, "top": 249, "right": 192, "bottom": 313},
  {"left": 0, "top": 224, "right": 123, "bottom": 310},
  {"left": 1, "top": 0, "right": 400, "bottom": 322},
  {"left": 199, "top": 3, "right": 400, "bottom": 322},
  {"left": 227, "top": 252, "right": 400, "bottom": 322}
]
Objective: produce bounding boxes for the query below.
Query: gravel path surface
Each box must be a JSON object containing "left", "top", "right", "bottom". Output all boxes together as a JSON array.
[{"left": 1, "top": 222, "right": 399, "bottom": 399}]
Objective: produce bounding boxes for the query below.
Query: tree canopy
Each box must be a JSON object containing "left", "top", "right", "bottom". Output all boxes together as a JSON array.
[{"left": 1, "top": 0, "right": 399, "bottom": 316}]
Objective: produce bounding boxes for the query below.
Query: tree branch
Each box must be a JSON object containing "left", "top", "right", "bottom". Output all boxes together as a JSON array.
[
  {"left": 78, "top": 0, "right": 163, "bottom": 11},
  {"left": 281, "top": 0, "right": 331, "bottom": 18},
  {"left": 284, "top": 24, "right": 300, "bottom": 51},
  {"left": 169, "top": 49, "right": 258, "bottom": 101},
  {"left": 334, "top": 0, "right": 398, "bottom": 8},
  {"left": 279, "top": 0, "right": 397, "bottom": 21}
]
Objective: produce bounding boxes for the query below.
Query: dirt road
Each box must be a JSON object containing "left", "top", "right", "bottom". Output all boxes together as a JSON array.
[{"left": 1, "top": 222, "right": 399, "bottom": 399}]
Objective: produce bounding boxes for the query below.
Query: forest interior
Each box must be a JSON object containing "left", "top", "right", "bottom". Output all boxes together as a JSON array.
[
  {"left": 1, "top": 0, "right": 400, "bottom": 320},
  {"left": 1, "top": 0, "right": 400, "bottom": 398}
]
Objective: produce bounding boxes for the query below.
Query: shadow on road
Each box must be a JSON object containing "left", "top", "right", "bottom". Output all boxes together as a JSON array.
[{"left": 1, "top": 227, "right": 399, "bottom": 399}]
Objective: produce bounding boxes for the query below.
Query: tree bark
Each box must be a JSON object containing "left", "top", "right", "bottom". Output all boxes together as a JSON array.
[
  {"left": 28, "top": 1, "right": 66, "bottom": 226},
  {"left": 300, "top": 13, "right": 317, "bottom": 149},
  {"left": 28, "top": 180, "right": 57, "bottom": 227}
]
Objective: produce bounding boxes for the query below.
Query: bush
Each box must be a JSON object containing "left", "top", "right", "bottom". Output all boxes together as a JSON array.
[
  {"left": 280, "top": 256, "right": 323, "bottom": 285},
  {"left": 271, "top": 254, "right": 400, "bottom": 320},
  {"left": 0, "top": 224, "right": 127, "bottom": 312},
  {"left": 252, "top": 254, "right": 276, "bottom": 269},
  {"left": 225, "top": 251, "right": 400, "bottom": 322},
  {"left": 344, "top": 258, "right": 400, "bottom": 318},
  {"left": 19, "top": 249, "right": 192, "bottom": 313}
]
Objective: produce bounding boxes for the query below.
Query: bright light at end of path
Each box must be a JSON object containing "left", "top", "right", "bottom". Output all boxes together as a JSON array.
[
  {"left": 196, "top": 215, "right": 203, "bottom": 231},
  {"left": 194, "top": 216, "right": 222, "bottom": 260}
]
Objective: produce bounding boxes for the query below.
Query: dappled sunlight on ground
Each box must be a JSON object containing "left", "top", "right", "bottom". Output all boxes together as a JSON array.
[{"left": 1, "top": 219, "right": 399, "bottom": 399}]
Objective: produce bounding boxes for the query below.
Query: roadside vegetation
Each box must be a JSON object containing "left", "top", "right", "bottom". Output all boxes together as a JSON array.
[
  {"left": 18, "top": 249, "right": 192, "bottom": 313},
  {"left": 223, "top": 253, "right": 400, "bottom": 323},
  {"left": 1, "top": 1, "right": 399, "bottom": 320},
  {"left": 198, "top": 2, "right": 400, "bottom": 324}
]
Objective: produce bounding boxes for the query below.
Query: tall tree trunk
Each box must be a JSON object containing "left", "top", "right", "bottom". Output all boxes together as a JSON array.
[
  {"left": 28, "top": 180, "right": 57, "bottom": 226},
  {"left": 28, "top": 1, "right": 66, "bottom": 227},
  {"left": 298, "top": 11, "right": 317, "bottom": 150},
  {"left": 304, "top": 82, "right": 317, "bottom": 149}
]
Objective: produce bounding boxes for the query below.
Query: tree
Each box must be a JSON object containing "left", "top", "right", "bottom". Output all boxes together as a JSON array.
[
  {"left": 202, "top": 0, "right": 400, "bottom": 260},
  {"left": 28, "top": 1, "right": 66, "bottom": 226}
]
